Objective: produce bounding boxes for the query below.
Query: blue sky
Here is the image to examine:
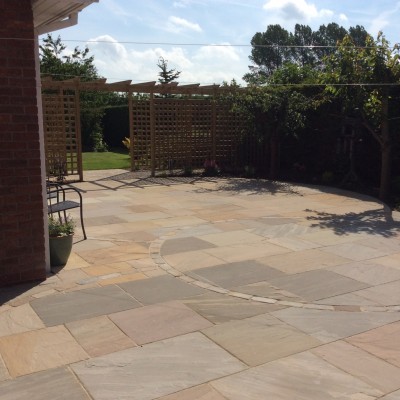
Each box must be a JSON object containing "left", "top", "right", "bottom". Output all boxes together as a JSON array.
[{"left": 45, "top": 0, "right": 400, "bottom": 85}]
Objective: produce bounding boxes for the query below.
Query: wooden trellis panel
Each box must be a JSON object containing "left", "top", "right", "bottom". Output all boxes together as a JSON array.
[
  {"left": 131, "top": 98, "right": 152, "bottom": 169},
  {"left": 132, "top": 97, "right": 246, "bottom": 174},
  {"left": 42, "top": 92, "right": 82, "bottom": 180}
]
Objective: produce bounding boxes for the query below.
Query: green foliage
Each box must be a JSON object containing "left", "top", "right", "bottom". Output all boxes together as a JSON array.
[
  {"left": 91, "top": 132, "right": 108, "bottom": 152},
  {"left": 321, "top": 31, "right": 400, "bottom": 199},
  {"left": 157, "top": 56, "right": 181, "bottom": 84},
  {"left": 244, "top": 23, "right": 368, "bottom": 85},
  {"left": 48, "top": 215, "right": 75, "bottom": 237},
  {"left": 40, "top": 34, "right": 115, "bottom": 151}
]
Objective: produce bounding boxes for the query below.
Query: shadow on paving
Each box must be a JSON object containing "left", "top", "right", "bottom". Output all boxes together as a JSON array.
[
  {"left": 0, "top": 281, "right": 41, "bottom": 305},
  {"left": 305, "top": 208, "right": 400, "bottom": 237},
  {"left": 83, "top": 171, "right": 220, "bottom": 191},
  {"left": 209, "top": 178, "right": 302, "bottom": 196}
]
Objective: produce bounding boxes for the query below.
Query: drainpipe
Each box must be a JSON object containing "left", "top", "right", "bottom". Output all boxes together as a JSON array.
[{"left": 34, "top": 34, "right": 50, "bottom": 273}]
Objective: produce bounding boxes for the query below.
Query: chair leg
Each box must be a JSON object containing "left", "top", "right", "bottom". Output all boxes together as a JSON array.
[{"left": 79, "top": 205, "right": 87, "bottom": 240}]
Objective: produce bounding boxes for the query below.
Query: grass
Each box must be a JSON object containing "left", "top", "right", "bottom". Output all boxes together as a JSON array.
[{"left": 82, "top": 148, "right": 130, "bottom": 170}]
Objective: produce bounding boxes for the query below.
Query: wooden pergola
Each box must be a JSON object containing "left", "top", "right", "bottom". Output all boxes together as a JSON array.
[{"left": 42, "top": 78, "right": 247, "bottom": 180}]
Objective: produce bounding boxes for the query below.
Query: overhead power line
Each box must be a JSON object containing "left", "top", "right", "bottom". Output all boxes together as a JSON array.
[{"left": 0, "top": 36, "right": 398, "bottom": 50}]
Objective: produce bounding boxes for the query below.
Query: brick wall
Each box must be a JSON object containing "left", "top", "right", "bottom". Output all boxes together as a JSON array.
[{"left": 0, "top": 0, "right": 47, "bottom": 286}]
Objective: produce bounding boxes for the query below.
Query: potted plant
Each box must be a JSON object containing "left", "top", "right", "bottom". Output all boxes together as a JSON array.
[{"left": 48, "top": 215, "right": 75, "bottom": 267}]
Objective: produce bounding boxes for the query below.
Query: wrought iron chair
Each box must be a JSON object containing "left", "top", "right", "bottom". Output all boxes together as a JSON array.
[{"left": 47, "top": 182, "right": 87, "bottom": 240}]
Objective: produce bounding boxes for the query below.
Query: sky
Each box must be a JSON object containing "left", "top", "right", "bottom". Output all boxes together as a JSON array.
[{"left": 44, "top": 0, "right": 400, "bottom": 86}]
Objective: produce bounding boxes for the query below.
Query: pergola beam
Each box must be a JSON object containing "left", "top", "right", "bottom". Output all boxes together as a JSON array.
[{"left": 41, "top": 77, "right": 238, "bottom": 96}]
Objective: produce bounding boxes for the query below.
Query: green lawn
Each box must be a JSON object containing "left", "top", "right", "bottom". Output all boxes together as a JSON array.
[{"left": 82, "top": 149, "right": 130, "bottom": 170}]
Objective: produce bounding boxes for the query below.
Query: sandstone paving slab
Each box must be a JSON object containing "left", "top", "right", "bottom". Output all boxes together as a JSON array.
[
  {"left": 31, "top": 285, "right": 141, "bottom": 326},
  {"left": 118, "top": 275, "right": 206, "bottom": 305},
  {"left": 109, "top": 301, "right": 213, "bottom": 345},
  {"left": 202, "top": 314, "right": 321, "bottom": 366},
  {"left": 358, "top": 237, "right": 400, "bottom": 254},
  {"left": 188, "top": 260, "right": 284, "bottom": 289},
  {"left": 98, "top": 272, "right": 147, "bottom": 286},
  {"left": 120, "top": 211, "right": 171, "bottom": 222},
  {"left": 258, "top": 248, "right": 350, "bottom": 274},
  {"left": 381, "top": 390, "right": 400, "bottom": 399},
  {"left": 72, "top": 332, "right": 245, "bottom": 400},
  {"left": 182, "top": 292, "right": 286, "bottom": 324},
  {"left": 267, "top": 236, "right": 320, "bottom": 251},
  {"left": 321, "top": 242, "right": 390, "bottom": 261},
  {"left": 233, "top": 281, "right": 304, "bottom": 302},
  {"left": 0, "top": 353, "right": 10, "bottom": 382},
  {"left": 157, "top": 384, "right": 228, "bottom": 400},
  {"left": 64, "top": 252, "right": 91, "bottom": 270},
  {"left": 0, "top": 367, "right": 90, "bottom": 400},
  {"left": 267, "top": 269, "right": 369, "bottom": 302},
  {"left": 211, "top": 351, "right": 382, "bottom": 400},
  {"left": 153, "top": 216, "right": 208, "bottom": 228},
  {"left": 84, "top": 215, "right": 127, "bottom": 226},
  {"left": 329, "top": 262, "right": 400, "bottom": 286},
  {"left": 272, "top": 307, "right": 400, "bottom": 343},
  {"left": 315, "top": 293, "right": 380, "bottom": 306},
  {"left": 0, "top": 303, "right": 44, "bottom": 338},
  {"left": 163, "top": 250, "right": 225, "bottom": 272},
  {"left": 370, "top": 253, "right": 400, "bottom": 269},
  {"left": 204, "top": 242, "right": 290, "bottom": 263},
  {"left": 161, "top": 237, "right": 217, "bottom": 256},
  {"left": 82, "top": 262, "right": 133, "bottom": 276},
  {"left": 248, "top": 223, "right": 314, "bottom": 239},
  {"left": 199, "top": 230, "right": 264, "bottom": 247},
  {"left": 347, "top": 321, "right": 400, "bottom": 368},
  {"left": 0, "top": 326, "right": 88, "bottom": 377},
  {"left": 312, "top": 340, "right": 400, "bottom": 393},
  {"left": 66, "top": 315, "right": 136, "bottom": 357},
  {"left": 298, "top": 230, "right": 364, "bottom": 246},
  {"left": 355, "top": 280, "right": 400, "bottom": 306},
  {"left": 79, "top": 242, "right": 149, "bottom": 264}
]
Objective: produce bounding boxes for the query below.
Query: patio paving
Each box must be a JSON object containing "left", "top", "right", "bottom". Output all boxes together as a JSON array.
[{"left": 1, "top": 170, "right": 400, "bottom": 399}]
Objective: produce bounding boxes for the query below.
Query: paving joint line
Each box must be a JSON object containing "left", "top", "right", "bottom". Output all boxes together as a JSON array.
[{"left": 149, "top": 228, "right": 400, "bottom": 314}]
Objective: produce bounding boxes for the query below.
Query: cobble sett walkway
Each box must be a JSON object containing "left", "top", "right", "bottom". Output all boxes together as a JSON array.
[{"left": 1, "top": 170, "right": 400, "bottom": 399}]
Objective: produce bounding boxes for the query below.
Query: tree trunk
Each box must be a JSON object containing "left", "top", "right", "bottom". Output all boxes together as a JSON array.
[{"left": 379, "top": 94, "right": 391, "bottom": 201}]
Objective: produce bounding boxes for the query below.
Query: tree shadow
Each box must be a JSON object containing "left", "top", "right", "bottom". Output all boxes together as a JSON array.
[
  {"left": 305, "top": 207, "right": 399, "bottom": 237},
  {"left": 208, "top": 178, "right": 302, "bottom": 196}
]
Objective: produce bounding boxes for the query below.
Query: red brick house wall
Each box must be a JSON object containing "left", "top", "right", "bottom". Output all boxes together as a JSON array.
[{"left": 0, "top": 0, "right": 47, "bottom": 285}]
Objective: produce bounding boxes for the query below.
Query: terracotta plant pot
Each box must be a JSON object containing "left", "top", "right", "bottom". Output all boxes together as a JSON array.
[{"left": 49, "top": 235, "right": 73, "bottom": 267}]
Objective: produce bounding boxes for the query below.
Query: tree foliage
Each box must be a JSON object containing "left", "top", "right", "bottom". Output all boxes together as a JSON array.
[
  {"left": 40, "top": 34, "right": 122, "bottom": 151},
  {"left": 157, "top": 56, "right": 181, "bottom": 84},
  {"left": 322, "top": 32, "right": 400, "bottom": 199}
]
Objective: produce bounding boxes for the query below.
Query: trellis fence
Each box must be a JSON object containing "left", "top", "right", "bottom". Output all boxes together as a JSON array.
[
  {"left": 131, "top": 97, "right": 247, "bottom": 174},
  {"left": 41, "top": 79, "right": 266, "bottom": 180}
]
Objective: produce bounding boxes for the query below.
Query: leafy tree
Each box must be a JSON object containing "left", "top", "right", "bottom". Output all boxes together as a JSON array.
[
  {"left": 40, "top": 34, "right": 98, "bottom": 80},
  {"left": 226, "top": 64, "right": 318, "bottom": 178},
  {"left": 244, "top": 25, "right": 293, "bottom": 84},
  {"left": 322, "top": 32, "right": 400, "bottom": 200},
  {"left": 40, "top": 34, "right": 112, "bottom": 151},
  {"left": 157, "top": 56, "right": 181, "bottom": 84},
  {"left": 244, "top": 23, "right": 368, "bottom": 85}
]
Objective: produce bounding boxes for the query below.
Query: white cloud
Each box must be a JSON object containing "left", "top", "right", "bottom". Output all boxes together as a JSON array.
[
  {"left": 166, "top": 16, "right": 202, "bottom": 33},
  {"left": 339, "top": 13, "right": 348, "bottom": 22},
  {"left": 263, "top": 0, "right": 334, "bottom": 22},
  {"left": 86, "top": 35, "right": 246, "bottom": 86},
  {"left": 173, "top": 0, "right": 190, "bottom": 8},
  {"left": 369, "top": 2, "right": 400, "bottom": 37},
  {"left": 193, "top": 43, "right": 240, "bottom": 62}
]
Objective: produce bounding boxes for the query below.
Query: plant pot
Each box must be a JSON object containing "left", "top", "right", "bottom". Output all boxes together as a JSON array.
[{"left": 49, "top": 234, "right": 73, "bottom": 267}]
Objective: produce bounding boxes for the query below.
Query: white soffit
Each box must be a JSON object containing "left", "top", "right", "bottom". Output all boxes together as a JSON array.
[{"left": 32, "top": 0, "right": 98, "bottom": 35}]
